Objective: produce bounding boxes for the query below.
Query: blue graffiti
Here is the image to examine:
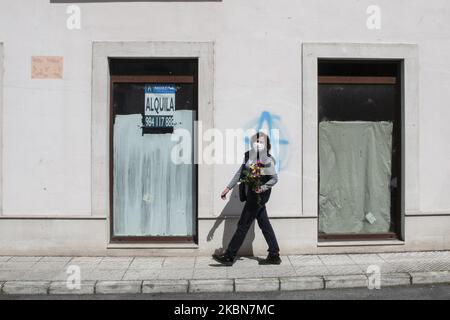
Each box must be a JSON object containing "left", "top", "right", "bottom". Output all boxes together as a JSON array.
[{"left": 245, "top": 111, "right": 290, "bottom": 172}]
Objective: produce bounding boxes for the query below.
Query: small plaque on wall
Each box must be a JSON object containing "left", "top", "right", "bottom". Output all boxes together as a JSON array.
[{"left": 31, "top": 56, "right": 64, "bottom": 79}]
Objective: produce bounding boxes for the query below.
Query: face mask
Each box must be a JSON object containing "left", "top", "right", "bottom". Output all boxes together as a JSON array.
[{"left": 253, "top": 142, "right": 265, "bottom": 152}]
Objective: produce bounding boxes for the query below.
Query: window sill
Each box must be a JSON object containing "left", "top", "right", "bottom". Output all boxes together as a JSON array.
[
  {"left": 107, "top": 243, "right": 199, "bottom": 250},
  {"left": 317, "top": 240, "right": 405, "bottom": 247},
  {"left": 0, "top": 215, "right": 107, "bottom": 220}
]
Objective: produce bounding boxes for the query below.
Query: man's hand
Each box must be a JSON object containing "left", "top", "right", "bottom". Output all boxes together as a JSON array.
[{"left": 221, "top": 187, "right": 231, "bottom": 200}]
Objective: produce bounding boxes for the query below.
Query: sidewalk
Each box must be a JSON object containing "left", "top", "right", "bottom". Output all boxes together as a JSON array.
[{"left": 1, "top": 251, "right": 450, "bottom": 295}]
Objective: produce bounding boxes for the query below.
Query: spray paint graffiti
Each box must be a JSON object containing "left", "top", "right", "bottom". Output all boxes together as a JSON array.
[{"left": 245, "top": 111, "right": 290, "bottom": 172}]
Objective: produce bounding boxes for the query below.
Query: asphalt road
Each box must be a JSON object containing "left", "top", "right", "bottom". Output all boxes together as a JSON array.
[{"left": 1, "top": 284, "right": 450, "bottom": 300}]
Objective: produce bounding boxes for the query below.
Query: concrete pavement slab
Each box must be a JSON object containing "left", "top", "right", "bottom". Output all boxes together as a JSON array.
[
  {"left": 70, "top": 257, "right": 103, "bottom": 264},
  {"left": 319, "top": 254, "right": 356, "bottom": 266},
  {"left": 348, "top": 254, "right": 385, "bottom": 265},
  {"left": 32, "top": 261, "right": 70, "bottom": 270},
  {"left": 0, "top": 261, "right": 38, "bottom": 270},
  {"left": 294, "top": 266, "right": 331, "bottom": 276},
  {"left": 260, "top": 266, "right": 297, "bottom": 278},
  {"left": 288, "top": 255, "right": 324, "bottom": 267},
  {"left": 192, "top": 267, "right": 228, "bottom": 280},
  {"left": 82, "top": 269, "right": 127, "bottom": 281},
  {"left": 0, "top": 270, "right": 28, "bottom": 281},
  {"left": 9, "top": 257, "right": 42, "bottom": 263},
  {"left": 96, "top": 260, "right": 133, "bottom": 270},
  {"left": 325, "top": 265, "right": 366, "bottom": 276},
  {"left": 40, "top": 257, "right": 73, "bottom": 263},
  {"left": 20, "top": 270, "right": 62, "bottom": 281},
  {"left": 128, "top": 257, "right": 164, "bottom": 269},
  {"left": 162, "top": 257, "right": 195, "bottom": 269},
  {"left": 226, "top": 267, "right": 264, "bottom": 279},
  {"left": 123, "top": 269, "right": 160, "bottom": 281},
  {"left": 157, "top": 268, "right": 194, "bottom": 280}
]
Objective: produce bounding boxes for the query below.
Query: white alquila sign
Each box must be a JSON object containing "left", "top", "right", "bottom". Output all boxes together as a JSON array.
[{"left": 144, "top": 85, "right": 176, "bottom": 128}]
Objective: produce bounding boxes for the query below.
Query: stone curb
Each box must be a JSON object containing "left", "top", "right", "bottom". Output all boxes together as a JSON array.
[
  {"left": 280, "top": 276, "right": 324, "bottom": 291},
  {"left": 96, "top": 281, "right": 142, "bottom": 294},
  {"left": 409, "top": 271, "right": 450, "bottom": 285},
  {"left": 49, "top": 281, "right": 96, "bottom": 295},
  {"left": 380, "top": 273, "right": 412, "bottom": 287},
  {"left": 2, "top": 281, "right": 50, "bottom": 295},
  {"left": 0, "top": 272, "right": 448, "bottom": 295},
  {"left": 324, "top": 275, "right": 368, "bottom": 289},
  {"left": 235, "top": 278, "right": 280, "bottom": 292},
  {"left": 143, "top": 280, "right": 188, "bottom": 294},
  {"left": 189, "top": 279, "right": 234, "bottom": 293}
]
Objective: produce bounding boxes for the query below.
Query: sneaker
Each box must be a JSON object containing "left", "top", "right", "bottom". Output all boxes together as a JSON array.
[
  {"left": 212, "top": 253, "right": 236, "bottom": 266},
  {"left": 258, "top": 254, "right": 282, "bottom": 265}
]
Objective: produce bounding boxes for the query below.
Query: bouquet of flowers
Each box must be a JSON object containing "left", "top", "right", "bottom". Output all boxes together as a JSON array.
[{"left": 239, "top": 160, "right": 264, "bottom": 205}]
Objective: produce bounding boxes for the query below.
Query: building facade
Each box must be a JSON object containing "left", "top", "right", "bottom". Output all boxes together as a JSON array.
[{"left": 0, "top": 0, "right": 449, "bottom": 256}]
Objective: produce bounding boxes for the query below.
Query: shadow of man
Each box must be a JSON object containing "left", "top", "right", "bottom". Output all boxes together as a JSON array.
[{"left": 207, "top": 187, "right": 256, "bottom": 258}]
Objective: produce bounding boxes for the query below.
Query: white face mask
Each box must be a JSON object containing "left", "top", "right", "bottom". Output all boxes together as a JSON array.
[{"left": 253, "top": 142, "right": 265, "bottom": 152}]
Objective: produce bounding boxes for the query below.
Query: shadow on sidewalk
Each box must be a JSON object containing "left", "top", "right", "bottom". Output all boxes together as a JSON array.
[{"left": 206, "top": 188, "right": 257, "bottom": 261}]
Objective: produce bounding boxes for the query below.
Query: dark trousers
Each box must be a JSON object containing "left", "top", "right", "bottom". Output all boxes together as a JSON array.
[{"left": 225, "top": 189, "right": 280, "bottom": 257}]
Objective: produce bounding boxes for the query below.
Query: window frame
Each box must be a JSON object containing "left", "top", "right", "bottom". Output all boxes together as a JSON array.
[
  {"left": 302, "top": 43, "right": 419, "bottom": 243},
  {"left": 91, "top": 42, "right": 214, "bottom": 246},
  {"left": 317, "top": 60, "right": 402, "bottom": 241},
  {"left": 109, "top": 74, "right": 198, "bottom": 243},
  {"left": 0, "top": 43, "right": 3, "bottom": 216}
]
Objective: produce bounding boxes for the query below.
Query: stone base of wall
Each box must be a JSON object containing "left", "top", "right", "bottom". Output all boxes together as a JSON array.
[{"left": 0, "top": 215, "right": 449, "bottom": 256}]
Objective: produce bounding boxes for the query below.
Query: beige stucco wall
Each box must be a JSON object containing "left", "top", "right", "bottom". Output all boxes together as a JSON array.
[{"left": 0, "top": 0, "right": 449, "bottom": 255}]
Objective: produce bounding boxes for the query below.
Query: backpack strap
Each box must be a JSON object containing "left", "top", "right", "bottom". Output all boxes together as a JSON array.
[
  {"left": 244, "top": 150, "right": 250, "bottom": 164},
  {"left": 239, "top": 151, "right": 250, "bottom": 180}
]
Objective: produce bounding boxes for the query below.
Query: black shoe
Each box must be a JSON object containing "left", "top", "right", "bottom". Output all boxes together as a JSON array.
[
  {"left": 259, "top": 254, "right": 282, "bottom": 265},
  {"left": 212, "top": 253, "right": 236, "bottom": 266}
]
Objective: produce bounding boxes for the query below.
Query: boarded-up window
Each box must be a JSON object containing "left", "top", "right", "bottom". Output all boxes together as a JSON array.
[
  {"left": 318, "top": 59, "right": 402, "bottom": 240},
  {"left": 109, "top": 59, "right": 198, "bottom": 242}
]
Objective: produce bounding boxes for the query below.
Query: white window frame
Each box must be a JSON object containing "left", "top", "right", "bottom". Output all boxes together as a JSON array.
[
  {"left": 302, "top": 42, "right": 419, "bottom": 239},
  {"left": 91, "top": 42, "right": 215, "bottom": 244},
  {"left": 0, "top": 43, "right": 3, "bottom": 216}
]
